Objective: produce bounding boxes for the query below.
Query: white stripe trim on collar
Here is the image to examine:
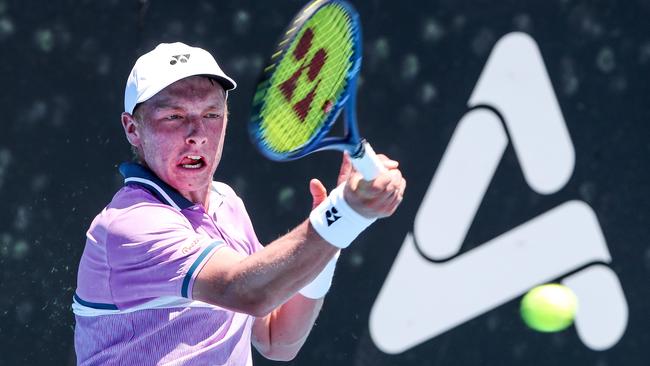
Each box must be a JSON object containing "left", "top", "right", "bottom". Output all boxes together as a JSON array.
[{"left": 125, "top": 177, "right": 182, "bottom": 210}]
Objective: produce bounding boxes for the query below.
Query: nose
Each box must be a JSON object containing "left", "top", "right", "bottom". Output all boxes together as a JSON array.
[{"left": 185, "top": 118, "right": 207, "bottom": 145}]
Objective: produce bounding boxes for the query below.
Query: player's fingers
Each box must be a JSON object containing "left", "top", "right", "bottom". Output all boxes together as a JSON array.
[
  {"left": 375, "top": 172, "right": 406, "bottom": 209},
  {"left": 359, "top": 193, "right": 400, "bottom": 218},
  {"left": 361, "top": 169, "right": 403, "bottom": 197},
  {"left": 374, "top": 181, "right": 405, "bottom": 216},
  {"left": 355, "top": 177, "right": 384, "bottom": 198},
  {"left": 309, "top": 178, "right": 328, "bottom": 209},
  {"left": 384, "top": 191, "right": 404, "bottom": 216},
  {"left": 387, "top": 173, "right": 406, "bottom": 200},
  {"left": 376, "top": 154, "right": 399, "bottom": 169},
  {"left": 398, "top": 176, "right": 406, "bottom": 199},
  {"left": 387, "top": 168, "right": 404, "bottom": 188},
  {"left": 356, "top": 172, "right": 401, "bottom": 204},
  {"left": 379, "top": 183, "right": 404, "bottom": 208}
]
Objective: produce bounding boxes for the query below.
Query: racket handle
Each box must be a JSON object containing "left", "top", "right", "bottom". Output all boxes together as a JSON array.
[{"left": 351, "top": 141, "right": 385, "bottom": 181}]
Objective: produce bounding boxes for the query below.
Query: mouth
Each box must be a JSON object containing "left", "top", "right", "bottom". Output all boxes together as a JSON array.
[{"left": 178, "top": 155, "right": 206, "bottom": 170}]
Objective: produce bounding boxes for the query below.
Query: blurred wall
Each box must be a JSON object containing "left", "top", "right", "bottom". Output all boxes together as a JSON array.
[{"left": 0, "top": 0, "right": 648, "bottom": 365}]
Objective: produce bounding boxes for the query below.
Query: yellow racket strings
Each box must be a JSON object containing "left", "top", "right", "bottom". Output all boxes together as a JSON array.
[{"left": 258, "top": 4, "right": 355, "bottom": 153}]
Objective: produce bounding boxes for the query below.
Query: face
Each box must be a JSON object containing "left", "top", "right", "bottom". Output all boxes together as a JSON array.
[{"left": 121, "top": 76, "right": 227, "bottom": 203}]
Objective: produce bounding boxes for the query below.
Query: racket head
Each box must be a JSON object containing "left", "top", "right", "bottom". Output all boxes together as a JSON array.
[{"left": 249, "top": 0, "right": 362, "bottom": 161}]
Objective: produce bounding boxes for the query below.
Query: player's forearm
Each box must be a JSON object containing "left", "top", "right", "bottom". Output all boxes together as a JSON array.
[
  {"left": 252, "top": 293, "right": 324, "bottom": 361},
  {"left": 217, "top": 220, "right": 338, "bottom": 316},
  {"left": 251, "top": 219, "right": 336, "bottom": 305}
]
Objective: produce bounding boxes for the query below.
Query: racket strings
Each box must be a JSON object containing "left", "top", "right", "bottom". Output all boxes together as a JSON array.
[{"left": 257, "top": 4, "right": 357, "bottom": 153}]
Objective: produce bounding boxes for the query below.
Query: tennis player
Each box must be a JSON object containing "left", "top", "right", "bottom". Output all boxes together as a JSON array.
[{"left": 72, "top": 42, "right": 405, "bottom": 365}]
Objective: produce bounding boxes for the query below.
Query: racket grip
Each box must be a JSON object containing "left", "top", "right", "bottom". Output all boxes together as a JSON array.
[{"left": 351, "top": 141, "right": 385, "bottom": 181}]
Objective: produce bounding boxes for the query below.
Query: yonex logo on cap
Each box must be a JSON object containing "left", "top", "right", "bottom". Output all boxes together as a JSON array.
[
  {"left": 325, "top": 207, "right": 341, "bottom": 226},
  {"left": 170, "top": 54, "right": 191, "bottom": 65}
]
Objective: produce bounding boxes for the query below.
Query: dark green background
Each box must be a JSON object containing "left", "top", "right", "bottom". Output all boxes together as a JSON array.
[{"left": 0, "top": 0, "right": 647, "bottom": 364}]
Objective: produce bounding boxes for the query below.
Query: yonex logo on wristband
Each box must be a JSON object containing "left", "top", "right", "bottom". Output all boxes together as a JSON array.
[
  {"left": 170, "top": 54, "right": 191, "bottom": 65},
  {"left": 310, "top": 183, "right": 375, "bottom": 249},
  {"left": 325, "top": 207, "right": 341, "bottom": 226}
]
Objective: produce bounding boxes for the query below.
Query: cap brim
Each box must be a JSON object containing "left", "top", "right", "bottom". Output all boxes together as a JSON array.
[
  {"left": 132, "top": 71, "right": 237, "bottom": 113},
  {"left": 209, "top": 75, "right": 237, "bottom": 92}
]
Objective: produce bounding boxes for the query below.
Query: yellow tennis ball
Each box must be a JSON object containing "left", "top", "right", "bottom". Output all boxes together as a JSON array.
[{"left": 520, "top": 284, "right": 578, "bottom": 332}]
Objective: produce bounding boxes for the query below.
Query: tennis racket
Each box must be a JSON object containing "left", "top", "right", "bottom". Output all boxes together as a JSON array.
[{"left": 249, "top": 0, "right": 384, "bottom": 180}]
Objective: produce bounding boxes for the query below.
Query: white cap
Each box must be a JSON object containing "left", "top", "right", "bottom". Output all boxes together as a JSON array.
[{"left": 124, "top": 42, "right": 237, "bottom": 114}]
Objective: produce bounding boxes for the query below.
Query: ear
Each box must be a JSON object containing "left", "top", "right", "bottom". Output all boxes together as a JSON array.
[{"left": 121, "top": 112, "right": 142, "bottom": 147}]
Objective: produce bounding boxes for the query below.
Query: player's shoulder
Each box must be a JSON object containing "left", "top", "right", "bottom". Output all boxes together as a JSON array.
[
  {"left": 211, "top": 181, "right": 239, "bottom": 199},
  {"left": 108, "top": 185, "right": 180, "bottom": 213},
  {"left": 93, "top": 185, "right": 189, "bottom": 236},
  {"left": 210, "top": 181, "right": 246, "bottom": 210}
]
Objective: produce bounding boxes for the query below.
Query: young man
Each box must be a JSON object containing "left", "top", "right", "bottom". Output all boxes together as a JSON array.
[{"left": 73, "top": 42, "right": 405, "bottom": 365}]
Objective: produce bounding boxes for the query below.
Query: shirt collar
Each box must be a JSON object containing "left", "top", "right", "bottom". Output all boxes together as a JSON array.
[{"left": 119, "top": 162, "right": 194, "bottom": 210}]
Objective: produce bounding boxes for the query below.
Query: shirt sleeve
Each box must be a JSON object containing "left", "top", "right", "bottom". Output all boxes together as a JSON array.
[{"left": 105, "top": 202, "right": 224, "bottom": 309}]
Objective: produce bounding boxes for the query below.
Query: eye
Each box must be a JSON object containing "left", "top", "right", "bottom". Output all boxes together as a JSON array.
[
  {"left": 165, "top": 114, "right": 183, "bottom": 121},
  {"left": 204, "top": 113, "right": 222, "bottom": 119}
]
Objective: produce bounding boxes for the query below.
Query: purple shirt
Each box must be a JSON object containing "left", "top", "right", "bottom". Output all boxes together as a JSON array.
[{"left": 74, "top": 163, "right": 263, "bottom": 365}]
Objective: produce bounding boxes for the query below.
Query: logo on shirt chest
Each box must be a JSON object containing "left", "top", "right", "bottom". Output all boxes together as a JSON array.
[{"left": 181, "top": 238, "right": 201, "bottom": 255}]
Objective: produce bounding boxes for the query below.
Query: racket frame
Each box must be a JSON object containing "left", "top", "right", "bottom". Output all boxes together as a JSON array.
[{"left": 249, "top": 0, "right": 366, "bottom": 162}]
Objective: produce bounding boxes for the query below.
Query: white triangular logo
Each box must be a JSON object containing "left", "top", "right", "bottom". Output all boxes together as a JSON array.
[{"left": 369, "top": 32, "right": 627, "bottom": 354}]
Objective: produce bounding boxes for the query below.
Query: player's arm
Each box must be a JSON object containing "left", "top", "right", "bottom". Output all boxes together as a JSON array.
[
  {"left": 250, "top": 293, "right": 324, "bottom": 361},
  {"left": 192, "top": 214, "right": 338, "bottom": 317},
  {"left": 247, "top": 156, "right": 404, "bottom": 361},
  {"left": 247, "top": 171, "right": 339, "bottom": 362},
  {"left": 192, "top": 155, "right": 404, "bottom": 358}
]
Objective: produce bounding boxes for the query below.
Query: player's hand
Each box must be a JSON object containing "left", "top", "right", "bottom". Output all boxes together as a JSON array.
[
  {"left": 341, "top": 153, "right": 406, "bottom": 219},
  {"left": 309, "top": 178, "right": 329, "bottom": 209}
]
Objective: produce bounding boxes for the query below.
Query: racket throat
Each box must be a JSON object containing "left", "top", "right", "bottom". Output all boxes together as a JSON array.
[{"left": 350, "top": 138, "right": 369, "bottom": 159}]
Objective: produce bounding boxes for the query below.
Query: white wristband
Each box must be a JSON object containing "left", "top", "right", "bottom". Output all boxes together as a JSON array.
[
  {"left": 309, "top": 183, "right": 376, "bottom": 249},
  {"left": 299, "top": 251, "right": 340, "bottom": 299}
]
